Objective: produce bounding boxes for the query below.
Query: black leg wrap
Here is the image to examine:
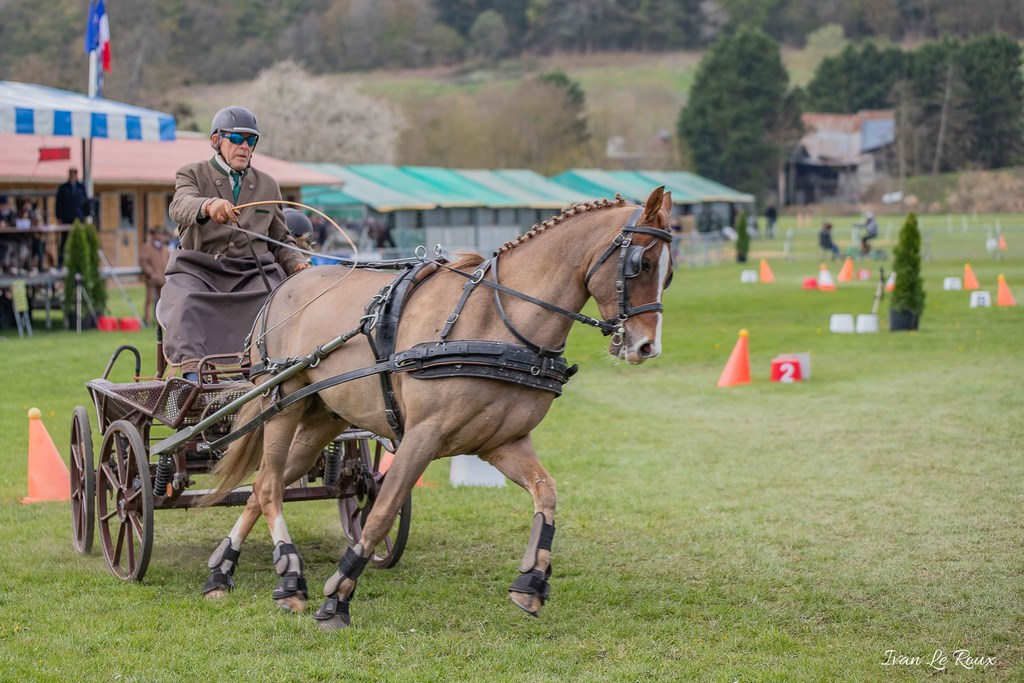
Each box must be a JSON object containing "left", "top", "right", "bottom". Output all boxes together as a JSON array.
[
  {"left": 202, "top": 544, "right": 240, "bottom": 595},
  {"left": 338, "top": 546, "right": 369, "bottom": 582},
  {"left": 509, "top": 566, "right": 552, "bottom": 606},
  {"left": 312, "top": 594, "right": 351, "bottom": 625},
  {"left": 201, "top": 568, "right": 235, "bottom": 595},
  {"left": 272, "top": 574, "right": 309, "bottom": 601},
  {"left": 271, "top": 542, "right": 307, "bottom": 600}
]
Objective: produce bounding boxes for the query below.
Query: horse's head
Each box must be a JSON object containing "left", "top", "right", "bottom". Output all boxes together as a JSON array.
[{"left": 584, "top": 187, "right": 674, "bottom": 364}]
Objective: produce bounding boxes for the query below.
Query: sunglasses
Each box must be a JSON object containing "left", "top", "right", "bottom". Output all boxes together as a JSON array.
[{"left": 221, "top": 131, "right": 258, "bottom": 147}]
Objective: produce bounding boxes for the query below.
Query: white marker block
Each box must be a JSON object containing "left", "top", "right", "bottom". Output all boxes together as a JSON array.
[
  {"left": 829, "top": 314, "right": 855, "bottom": 333},
  {"left": 943, "top": 277, "right": 962, "bottom": 291},
  {"left": 450, "top": 455, "right": 506, "bottom": 488},
  {"left": 740, "top": 269, "right": 759, "bottom": 283},
  {"left": 970, "top": 291, "right": 991, "bottom": 308},
  {"left": 855, "top": 314, "right": 879, "bottom": 333}
]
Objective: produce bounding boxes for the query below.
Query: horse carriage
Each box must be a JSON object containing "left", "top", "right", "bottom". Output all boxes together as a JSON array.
[
  {"left": 68, "top": 340, "right": 410, "bottom": 582},
  {"left": 66, "top": 188, "right": 674, "bottom": 628}
]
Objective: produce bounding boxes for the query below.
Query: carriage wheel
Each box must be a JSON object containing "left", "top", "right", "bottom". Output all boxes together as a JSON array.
[
  {"left": 97, "top": 420, "right": 154, "bottom": 581},
  {"left": 338, "top": 439, "right": 411, "bottom": 569},
  {"left": 70, "top": 406, "right": 95, "bottom": 554}
]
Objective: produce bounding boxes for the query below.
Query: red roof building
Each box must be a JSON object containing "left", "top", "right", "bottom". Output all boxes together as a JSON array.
[{"left": 0, "top": 131, "right": 339, "bottom": 267}]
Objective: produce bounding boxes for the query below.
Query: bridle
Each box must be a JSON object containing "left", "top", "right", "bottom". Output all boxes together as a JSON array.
[
  {"left": 583, "top": 207, "right": 674, "bottom": 346},
  {"left": 438, "top": 206, "right": 674, "bottom": 355}
]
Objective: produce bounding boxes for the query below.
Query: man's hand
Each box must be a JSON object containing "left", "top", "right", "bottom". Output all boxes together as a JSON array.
[
  {"left": 205, "top": 198, "right": 237, "bottom": 224},
  {"left": 293, "top": 262, "right": 311, "bottom": 273}
]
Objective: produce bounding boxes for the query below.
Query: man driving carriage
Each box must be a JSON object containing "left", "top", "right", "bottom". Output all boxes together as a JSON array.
[{"left": 158, "top": 106, "right": 310, "bottom": 380}]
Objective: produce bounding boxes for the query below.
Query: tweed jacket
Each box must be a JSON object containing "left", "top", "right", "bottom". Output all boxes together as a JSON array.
[{"left": 168, "top": 156, "right": 305, "bottom": 273}]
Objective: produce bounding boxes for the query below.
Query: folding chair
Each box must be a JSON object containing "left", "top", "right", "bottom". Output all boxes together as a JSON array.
[{"left": 12, "top": 279, "right": 32, "bottom": 338}]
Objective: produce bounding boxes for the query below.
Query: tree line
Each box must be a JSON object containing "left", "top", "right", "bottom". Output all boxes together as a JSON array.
[
  {"left": 2, "top": 0, "right": 1024, "bottom": 94},
  {"left": 679, "top": 30, "right": 1024, "bottom": 198}
]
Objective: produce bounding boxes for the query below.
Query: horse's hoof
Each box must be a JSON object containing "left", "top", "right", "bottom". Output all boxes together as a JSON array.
[
  {"left": 204, "top": 589, "right": 229, "bottom": 601},
  {"left": 509, "top": 591, "right": 542, "bottom": 617},
  {"left": 315, "top": 614, "right": 350, "bottom": 631},
  {"left": 275, "top": 596, "right": 307, "bottom": 613}
]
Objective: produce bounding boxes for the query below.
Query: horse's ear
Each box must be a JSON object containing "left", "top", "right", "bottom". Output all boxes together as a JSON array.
[{"left": 642, "top": 186, "right": 669, "bottom": 226}]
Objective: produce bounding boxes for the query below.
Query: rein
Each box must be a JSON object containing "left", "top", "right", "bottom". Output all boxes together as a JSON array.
[{"left": 434, "top": 207, "right": 672, "bottom": 350}]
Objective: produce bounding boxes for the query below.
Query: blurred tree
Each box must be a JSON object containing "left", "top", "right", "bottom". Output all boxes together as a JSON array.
[
  {"left": 468, "top": 10, "right": 509, "bottom": 62},
  {"left": 677, "top": 27, "right": 799, "bottom": 197},
  {"left": 241, "top": 61, "right": 405, "bottom": 164},
  {"left": 805, "top": 42, "right": 904, "bottom": 112},
  {"left": 957, "top": 32, "right": 1024, "bottom": 169},
  {"left": 400, "top": 77, "right": 591, "bottom": 172}
]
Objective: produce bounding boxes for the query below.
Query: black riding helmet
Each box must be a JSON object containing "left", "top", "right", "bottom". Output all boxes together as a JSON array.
[
  {"left": 283, "top": 208, "right": 313, "bottom": 238},
  {"left": 210, "top": 106, "right": 260, "bottom": 156}
]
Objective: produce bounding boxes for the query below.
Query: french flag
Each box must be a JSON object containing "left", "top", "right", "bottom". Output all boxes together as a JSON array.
[{"left": 84, "top": 0, "right": 111, "bottom": 73}]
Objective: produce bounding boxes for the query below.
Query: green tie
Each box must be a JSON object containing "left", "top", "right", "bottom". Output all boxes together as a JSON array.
[{"left": 230, "top": 171, "right": 242, "bottom": 202}]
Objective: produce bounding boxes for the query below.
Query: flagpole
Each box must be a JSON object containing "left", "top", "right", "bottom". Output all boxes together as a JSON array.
[{"left": 85, "top": 49, "right": 97, "bottom": 211}]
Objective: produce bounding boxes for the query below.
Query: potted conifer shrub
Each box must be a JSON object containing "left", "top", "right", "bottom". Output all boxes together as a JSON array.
[
  {"left": 734, "top": 210, "right": 750, "bottom": 263},
  {"left": 62, "top": 220, "right": 106, "bottom": 329},
  {"left": 889, "top": 212, "right": 925, "bottom": 331}
]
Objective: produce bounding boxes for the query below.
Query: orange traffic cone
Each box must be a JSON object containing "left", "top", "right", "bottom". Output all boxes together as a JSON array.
[
  {"left": 377, "top": 449, "right": 424, "bottom": 487},
  {"left": 759, "top": 259, "right": 775, "bottom": 284},
  {"left": 997, "top": 274, "right": 1016, "bottom": 307},
  {"left": 997, "top": 234, "right": 1008, "bottom": 251},
  {"left": 964, "top": 263, "right": 980, "bottom": 290},
  {"left": 885, "top": 272, "right": 896, "bottom": 292},
  {"left": 22, "top": 408, "right": 71, "bottom": 504},
  {"left": 837, "top": 257, "right": 854, "bottom": 282},
  {"left": 717, "top": 329, "right": 751, "bottom": 387},
  {"left": 817, "top": 264, "right": 836, "bottom": 292}
]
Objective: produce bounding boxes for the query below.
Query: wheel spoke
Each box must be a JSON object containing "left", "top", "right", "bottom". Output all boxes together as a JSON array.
[
  {"left": 126, "top": 519, "right": 136, "bottom": 569},
  {"left": 128, "top": 511, "right": 144, "bottom": 542},
  {"left": 100, "top": 461, "right": 120, "bottom": 489},
  {"left": 113, "top": 519, "right": 126, "bottom": 566},
  {"left": 100, "top": 507, "right": 119, "bottom": 523},
  {"left": 116, "top": 436, "right": 128, "bottom": 487}
]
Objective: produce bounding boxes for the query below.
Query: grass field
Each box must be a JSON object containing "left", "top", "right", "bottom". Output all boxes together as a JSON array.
[{"left": 1, "top": 217, "right": 1022, "bottom": 681}]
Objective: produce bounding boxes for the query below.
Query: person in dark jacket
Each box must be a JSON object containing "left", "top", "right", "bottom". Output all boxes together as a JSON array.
[{"left": 55, "top": 168, "right": 89, "bottom": 267}]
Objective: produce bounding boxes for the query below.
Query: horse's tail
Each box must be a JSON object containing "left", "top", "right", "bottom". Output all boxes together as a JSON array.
[{"left": 199, "top": 398, "right": 265, "bottom": 507}]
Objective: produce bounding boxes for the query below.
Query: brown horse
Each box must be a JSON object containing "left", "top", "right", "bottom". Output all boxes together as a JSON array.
[{"left": 201, "top": 187, "right": 674, "bottom": 629}]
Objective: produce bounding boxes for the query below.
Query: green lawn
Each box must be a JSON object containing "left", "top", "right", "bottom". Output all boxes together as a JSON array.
[{"left": 0, "top": 222, "right": 1022, "bottom": 681}]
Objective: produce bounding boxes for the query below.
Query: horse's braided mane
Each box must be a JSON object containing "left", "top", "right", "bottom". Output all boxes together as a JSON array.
[{"left": 493, "top": 194, "right": 628, "bottom": 256}]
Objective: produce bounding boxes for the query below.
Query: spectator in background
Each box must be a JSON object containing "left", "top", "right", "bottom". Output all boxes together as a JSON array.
[
  {"left": 764, "top": 205, "right": 777, "bottom": 239},
  {"left": 0, "top": 197, "right": 14, "bottom": 272},
  {"left": 0, "top": 196, "right": 14, "bottom": 226},
  {"left": 55, "top": 168, "right": 89, "bottom": 268},
  {"left": 746, "top": 213, "right": 760, "bottom": 238},
  {"left": 18, "top": 200, "right": 44, "bottom": 271},
  {"left": 856, "top": 211, "right": 879, "bottom": 256},
  {"left": 818, "top": 221, "right": 840, "bottom": 259},
  {"left": 138, "top": 227, "right": 170, "bottom": 325},
  {"left": 368, "top": 217, "right": 395, "bottom": 249},
  {"left": 309, "top": 213, "right": 329, "bottom": 249}
]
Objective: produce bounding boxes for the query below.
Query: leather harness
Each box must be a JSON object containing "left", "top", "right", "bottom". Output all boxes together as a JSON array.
[{"left": 221, "top": 210, "right": 671, "bottom": 449}]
